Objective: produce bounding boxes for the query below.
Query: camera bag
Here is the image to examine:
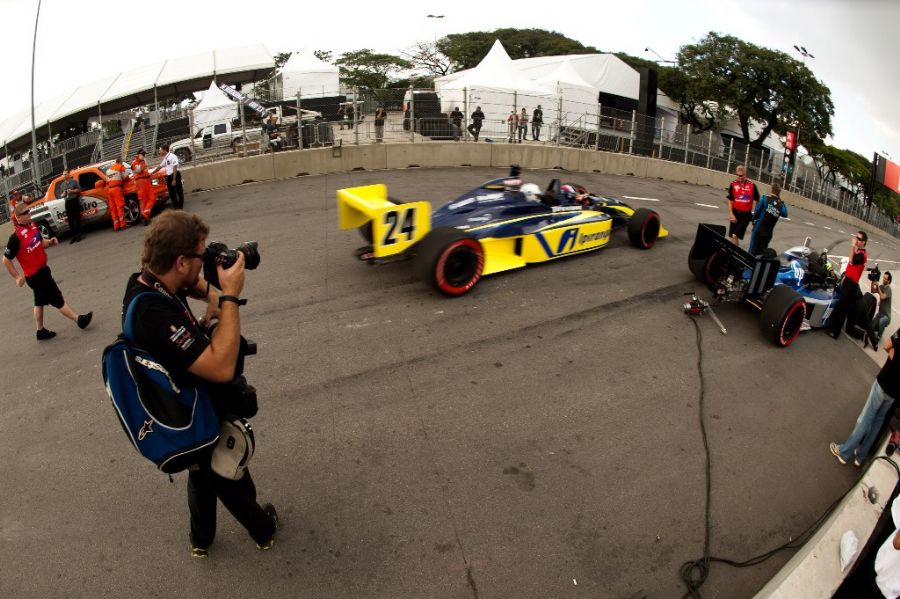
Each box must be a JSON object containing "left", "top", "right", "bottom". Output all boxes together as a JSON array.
[
  {"left": 102, "top": 292, "right": 221, "bottom": 474},
  {"left": 211, "top": 418, "right": 256, "bottom": 480}
]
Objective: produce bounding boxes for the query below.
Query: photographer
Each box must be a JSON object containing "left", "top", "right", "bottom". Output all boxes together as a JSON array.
[
  {"left": 866, "top": 270, "right": 892, "bottom": 350},
  {"left": 123, "top": 211, "right": 276, "bottom": 558},
  {"left": 828, "top": 231, "right": 868, "bottom": 339}
]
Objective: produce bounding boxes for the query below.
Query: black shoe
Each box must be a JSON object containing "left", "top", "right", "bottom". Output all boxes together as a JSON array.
[
  {"left": 827, "top": 331, "right": 840, "bottom": 339},
  {"left": 863, "top": 333, "right": 871, "bottom": 348},
  {"left": 256, "top": 503, "right": 278, "bottom": 551},
  {"left": 69, "top": 236, "right": 78, "bottom": 244},
  {"left": 36, "top": 328, "right": 57, "bottom": 340},
  {"left": 77, "top": 312, "right": 93, "bottom": 330}
]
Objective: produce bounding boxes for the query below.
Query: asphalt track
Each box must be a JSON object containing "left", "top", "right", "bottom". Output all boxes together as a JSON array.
[{"left": 2, "top": 166, "right": 897, "bottom": 598}]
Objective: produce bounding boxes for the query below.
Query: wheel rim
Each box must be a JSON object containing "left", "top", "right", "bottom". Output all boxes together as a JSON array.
[
  {"left": 436, "top": 239, "right": 484, "bottom": 295},
  {"left": 704, "top": 252, "right": 726, "bottom": 286},
  {"left": 124, "top": 200, "right": 140, "bottom": 223},
  {"left": 779, "top": 301, "right": 806, "bottom": 346},
  {"left": 641, "top": 214, "right": 660, "bottom": 248}
]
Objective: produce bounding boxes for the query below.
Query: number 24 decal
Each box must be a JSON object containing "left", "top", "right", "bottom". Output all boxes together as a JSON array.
[{"left": 382, "top": 207, "right": 416, "bottom": 246}]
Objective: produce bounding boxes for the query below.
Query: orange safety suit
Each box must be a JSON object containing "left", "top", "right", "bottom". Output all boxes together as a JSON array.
[
  {"left": 107, "top": 162, "right": 127, "bottom": 230},
  {"left": 130, "top": 155, "right": 154, "bottom": 221}
]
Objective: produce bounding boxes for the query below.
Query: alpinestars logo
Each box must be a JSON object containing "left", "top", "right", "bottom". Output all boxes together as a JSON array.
[{"left": 138, "top": 419, "right": 154, "bottom": 440}]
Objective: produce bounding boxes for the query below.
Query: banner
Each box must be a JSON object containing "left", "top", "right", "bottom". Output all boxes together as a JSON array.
[
  {"left": 218, "top": 83, "right": 268, "bottom": 118},
  {"left": 876, "top": 154, "right": 900, "bottom": 195}
]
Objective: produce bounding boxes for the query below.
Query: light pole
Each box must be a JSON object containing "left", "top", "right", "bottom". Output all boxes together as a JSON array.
[
  {"left": 644, "top": 47, "right": 676, "bottom": 64},
  {"left": 785, "top": 45, "right": 814, "bottom": 188},
  {"left": 426, "top": 14, "right": 444, "bottom": 45},
  {"left": 30, "top": 0, "right": 43, "bottom": 194}
]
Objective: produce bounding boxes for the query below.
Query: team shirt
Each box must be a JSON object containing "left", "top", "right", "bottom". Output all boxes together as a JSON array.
[
  {"left": 4, "top": 223, "right": 48, "bottom": 277},
  {"left": 727, "top": 178, "right": 760, "bottom": 212}
]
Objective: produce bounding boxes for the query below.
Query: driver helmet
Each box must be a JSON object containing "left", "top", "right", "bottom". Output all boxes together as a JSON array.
[
  {"left": 521, "top": 183, "right": 542, "bottom": 203},
  {"left": 560, "top": 184, "right": 576, "bottom": 202}
]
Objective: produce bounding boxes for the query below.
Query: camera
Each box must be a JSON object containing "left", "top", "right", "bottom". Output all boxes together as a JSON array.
[
  {"left": 206, "top": 320, "right": 259, "bottom": 418},
  {"left": 867, "top": 263, "right": 881, "bottom": 283},
  {"left": 202, "top": 240, "right": 260, "bottom": 289}
]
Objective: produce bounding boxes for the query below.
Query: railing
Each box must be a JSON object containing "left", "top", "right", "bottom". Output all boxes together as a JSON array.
[{"left": 3, "top": 88, "right": 896, "bottom": 235}]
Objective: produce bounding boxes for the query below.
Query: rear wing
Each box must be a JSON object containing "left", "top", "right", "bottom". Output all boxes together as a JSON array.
[
  {"left": 689, "top": 223, "right": 779, "bottom": 297},
  {"left": 337, "top": 184, "right": 431, "bottom": 258}
]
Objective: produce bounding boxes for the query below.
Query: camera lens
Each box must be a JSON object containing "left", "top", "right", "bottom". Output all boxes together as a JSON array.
[{"left": 237, "top": 241, "right": 260, "bottom": 270}]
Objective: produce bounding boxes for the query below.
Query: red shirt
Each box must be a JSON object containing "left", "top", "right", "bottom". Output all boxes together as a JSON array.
[
  {"left": 8, "top": 223, "right": 48, "bottom": 277},
  {"left": 130, "top": 157, "right": 150, "bottom": 179},
  {"left": 844, "top": 248, "right": 868, "bottom": 284},
  {"left": 727, "top": 179, "right": 759, "bottom": 212}
]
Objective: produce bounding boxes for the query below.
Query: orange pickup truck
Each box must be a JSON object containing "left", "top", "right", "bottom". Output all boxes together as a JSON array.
[{"left": 27, "top": 161, "right": 169, "bottom": 237}]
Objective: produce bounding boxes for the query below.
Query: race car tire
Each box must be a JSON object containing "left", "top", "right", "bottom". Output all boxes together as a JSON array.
[
  {"left": 35, "top": 220, "right": 54, "bottom": 239},
  {"left": 701, "top": 251, "right": 728, "bottom": 287},
  {"left": 415, "top": 227, "right": 485, "bottom": 296},
  {"left": 759, "top": 285, "right": 806, "bottom": 347},
  {"left": 123, "top": 196, "right": 141, "bottom": 225},
  {"left": 627, "top": 208, "right": 661, "bottom": 249},
  {"left": 688, "top": 244, "right": 705, "bottom": 282}
]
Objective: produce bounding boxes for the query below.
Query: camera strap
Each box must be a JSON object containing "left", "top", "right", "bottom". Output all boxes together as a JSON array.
[{"left": 138, "top": 269, "right": 200, "bottom": 329}]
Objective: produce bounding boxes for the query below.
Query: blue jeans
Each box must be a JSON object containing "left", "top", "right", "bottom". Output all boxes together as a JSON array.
[
  {"left": 873, "top": 313, "right": 891, "bottom": 340},
  {"left": 838, "top": 380, "right": 895, "bottom": 462}
]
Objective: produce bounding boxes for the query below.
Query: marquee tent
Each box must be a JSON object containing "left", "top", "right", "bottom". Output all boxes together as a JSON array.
[
  {"left": 274, "top": 51, "right": 340, "bottom": 99},
  {"left": 192, "top": 81, "right": 238, "bottom": 133}
]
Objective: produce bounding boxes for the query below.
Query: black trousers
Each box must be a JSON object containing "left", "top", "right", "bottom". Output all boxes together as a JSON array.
[
  {"left": 64, "top": 197, "right": 82, "bottom": 238},
  {"left": 187, "top": 457, "right": 275, "bottom": 549},
  {"left": 829, "top": 276, "right": 862, "bottom": 335},
  {"left": 749, "top": 231, "right": 772, "bottom": 256},
  {"left": 467, "top": 123, "right": 482, "bottom": 140},
  {"left": 166, "top": 173, "right": 184, "bottom": 209}
]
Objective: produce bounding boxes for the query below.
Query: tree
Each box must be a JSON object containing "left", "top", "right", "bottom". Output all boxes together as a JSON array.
[
  {"left": 402, "top": 41, "right": 451, "bottom": 77},
  {"left": 274, "top": 52, "right": 292, "bottom": 69},
  {"left": 334, "top": 49, "right": 413, "bottom": 90},
  {"left": 439, "top": 29, "right": 598, "bottom": 71},
  {"left": 674, "top": 33, "right": 834, "bottom": 146},
  {"left": 313, "top": 50, "right": 333, "bottom": 63}
]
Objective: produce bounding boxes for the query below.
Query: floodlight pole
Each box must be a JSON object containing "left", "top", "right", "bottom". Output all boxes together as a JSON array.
[{"left": 29, "top": 0, "right": 43, "bottom": 193}]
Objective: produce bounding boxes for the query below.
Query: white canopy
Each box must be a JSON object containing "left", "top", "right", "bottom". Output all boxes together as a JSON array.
[
  {"left": 192, "top": 81, "right": 238, "bottom": 133},
  {"left": 436, "top": 40, "right": 552, "bottom": 125},
  {"left": 0, "top": 44, "right": 274, "bottom": 154},
  {"left": 277, "top": 51, "right": 340, "bottom": 99}
]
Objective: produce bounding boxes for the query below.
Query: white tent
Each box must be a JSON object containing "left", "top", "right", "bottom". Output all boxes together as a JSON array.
[
  {"left": 436, "top": 40, "right": 553, "bottom": 128},
  {"left": 192, "top": 81, "right": 237, "bottom": 133},
  {"left": 276, "top": 51, "right": 340, "bottom": 100},
  {"left": 534, "top": 59, "right": 599, "bottom": 124}
]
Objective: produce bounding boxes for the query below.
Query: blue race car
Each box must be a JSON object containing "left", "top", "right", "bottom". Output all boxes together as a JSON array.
[
  {"left": 688, "top": 223, "right": 875, "bottom": 347},
  {"left": 338, "top": 175, "right": 666, "bottom": 296}
]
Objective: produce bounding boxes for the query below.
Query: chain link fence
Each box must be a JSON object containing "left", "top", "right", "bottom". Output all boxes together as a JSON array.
[{"left": 3, "top": 86, "right": 897, "bottom": 235}]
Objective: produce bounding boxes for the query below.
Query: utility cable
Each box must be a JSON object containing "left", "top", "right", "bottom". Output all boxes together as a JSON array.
[{"left": 678, "top": 316, "right": 900, "bottom": 598}]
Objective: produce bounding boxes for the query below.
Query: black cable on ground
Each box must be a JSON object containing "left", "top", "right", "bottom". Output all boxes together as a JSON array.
[{"left": 678, "top": 316, "right": 900, "bottom": 598}]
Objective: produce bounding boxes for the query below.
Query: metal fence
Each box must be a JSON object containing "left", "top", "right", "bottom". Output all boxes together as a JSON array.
[{"left": 3, "top": 86, "right": 897, "bottom": 236}]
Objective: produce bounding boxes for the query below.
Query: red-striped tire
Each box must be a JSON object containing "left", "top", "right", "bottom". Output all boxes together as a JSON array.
[
  {"left": 627, "top": 208, "right": 661, "bottom": 249},
  {"left": 415, "top": 227, "right": 485, "bottom": 296},
  {"left": 759, "top": 285, "right": 807, "bottom": 347}
]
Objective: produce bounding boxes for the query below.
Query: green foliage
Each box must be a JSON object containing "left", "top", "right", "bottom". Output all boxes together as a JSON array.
[
  {"left": 335, "top": 49, "right": 413, "bottom": 90},
  {"left": 675, "top": 32, "right": 834, "bottom": 145},
  {"left": 439, "top": 29, "right": 598, "bottom": 71},
  {"left": 274, "top": 52, "right": 292, "bottom": 69},
  {"left": 313, "top": 50, "right": 333, "bottom": 63},
  {"left": 402, "top": 42, "right": 452, "bottom": 77}
]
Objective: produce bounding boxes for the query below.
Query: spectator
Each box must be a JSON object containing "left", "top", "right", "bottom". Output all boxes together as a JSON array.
[
  {"left": 153, "top": 144, "right": 184, "bottom": 210},
  {"left": 337, "top": 104, "right": 345, "bottom": 130},
  {"left": 123, "top": 210, "right": 278, "bottom": 557},
  {"left": 507, "top": 110, "right": 518, "bottom": 143},
  {"left": 374, "top": 106, "right": 387, "bottom": 142},
  {"left": 748, "top": 182, "right": 788, "bottom": 256},
  {"left": 867, "top": 271, "right": 892, "bottom": 351},
  {"left": 829, "top": 231, "right": 868, "bottom": 339},
  {"left": 726, "top": 164, "right": 760, "bottom": 247},
  {"left": 830, "top": 329, "right": 900, "bottom": 466},
  {"left": 532, "top": 105, "right": 544, "bottom": 141},
  {"left": 468, "top": 106, "right": 485, "bottom": 141},
  {"left": 449, "top": 107, "right": 464, "bottom": 141},
  {"left": 346, "top": 103, "right": 355, "bottom": 130},
  {"left": 518, "top": 108, "right": 528, "bottom": 143},
  {"left": 3, "top": 202, "right": 92, "bottom": 340},
  {"left": 63, "top": 169, "right": 84, "bottom": 243}
]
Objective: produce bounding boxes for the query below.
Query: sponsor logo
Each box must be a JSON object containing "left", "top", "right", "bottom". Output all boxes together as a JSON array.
[
  {"left": 468, "top": 215, "right": 492, "bottom": 223},
  {"left": 169, "top": 324, "right": 195, "bottom": 351},
  {"left": 448, "top": 198, "right": 475, "bottom": 210},
  {"left": 474, "top": 192, "right": 506, "bottom": 203},
  {"left": 551, "top": 205, "right": 582, "bottom": 213},
  {"left": 138, "top": 419, "right": 153, "bottom": 440}
]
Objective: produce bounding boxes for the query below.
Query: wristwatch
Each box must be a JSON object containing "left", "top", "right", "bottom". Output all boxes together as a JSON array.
[{"left": 218, "top": 295, "right": 247, "bottom": 307}]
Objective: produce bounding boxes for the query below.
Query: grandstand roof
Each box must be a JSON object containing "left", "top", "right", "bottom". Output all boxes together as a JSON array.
[{"left": 0, "top": 45, "right": 275, "bottom": 156}]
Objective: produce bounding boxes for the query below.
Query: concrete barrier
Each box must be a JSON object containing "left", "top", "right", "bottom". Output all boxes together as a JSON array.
[{"left": 182, "top": 143, "right": 888, "bottom": 239}]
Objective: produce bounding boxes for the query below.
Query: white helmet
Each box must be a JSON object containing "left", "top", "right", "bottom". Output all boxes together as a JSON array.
[{"left": 521, "top": 183, "right": 542, "bottom": 203}]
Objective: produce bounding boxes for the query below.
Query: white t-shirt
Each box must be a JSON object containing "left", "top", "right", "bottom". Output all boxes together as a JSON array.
[
  {"left": 876, "top": 497, "right": 900, "bottom": 598},
  {"left": 160, "top": 152, "right": 179, "bottom": 176}
]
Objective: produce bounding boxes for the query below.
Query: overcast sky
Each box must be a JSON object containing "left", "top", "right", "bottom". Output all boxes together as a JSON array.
[{"left": 1, "top": 0, "right": 897, "bottom": 162}]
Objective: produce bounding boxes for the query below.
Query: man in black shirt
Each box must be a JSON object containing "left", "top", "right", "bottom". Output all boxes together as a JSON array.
[
  {"left": 449, "top": 107, "right": 464, "bottom": 141},
  {"left": 63, "top": 169, "right": 84, "bottom": 243},
  {"left": 467, "top": 106, "right": 485, "bottom": 141},
  {"left": 123, "top": 211, "right": 277, "bottom": 557}
]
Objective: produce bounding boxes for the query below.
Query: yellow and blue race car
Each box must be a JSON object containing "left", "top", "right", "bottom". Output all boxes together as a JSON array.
[{"left": 337, "top": 171, "right": 668, "bottom": 296}]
